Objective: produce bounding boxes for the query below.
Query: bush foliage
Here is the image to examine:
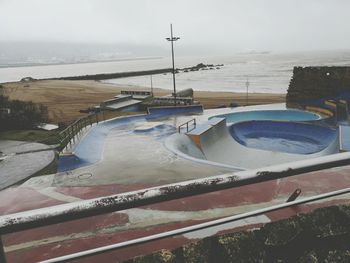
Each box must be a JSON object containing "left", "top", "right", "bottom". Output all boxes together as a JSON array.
[{"left": 0, "top": 95, "right": 48, "bottom": 131}]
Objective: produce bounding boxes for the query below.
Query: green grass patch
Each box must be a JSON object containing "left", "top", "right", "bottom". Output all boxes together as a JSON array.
[{"left": 0, "top": 129, "right": 61, "bottom": 145}]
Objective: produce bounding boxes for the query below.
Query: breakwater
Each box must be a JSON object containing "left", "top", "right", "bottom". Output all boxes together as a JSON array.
[{"left": 54, "top": 68, "right": 172, "bottom": 81}]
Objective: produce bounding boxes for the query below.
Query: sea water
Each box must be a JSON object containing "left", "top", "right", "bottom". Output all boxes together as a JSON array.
[{"left": 1, "top": 50, "right": 350, "bottom": 93}]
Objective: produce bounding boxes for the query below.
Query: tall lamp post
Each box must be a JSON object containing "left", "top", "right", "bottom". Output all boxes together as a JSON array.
[
  {"left": 245, "top": 78, "right": 250, "bottom": 106},
  {"left": 166, "top": 24, "right": 180, "bottom": 106}
]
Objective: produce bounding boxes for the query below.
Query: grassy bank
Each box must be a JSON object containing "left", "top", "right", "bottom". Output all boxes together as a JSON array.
[{"left": 0, "top": 129, "right": 60, "bottom": 145}]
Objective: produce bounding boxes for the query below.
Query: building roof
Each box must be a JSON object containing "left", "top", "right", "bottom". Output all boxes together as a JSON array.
[{"left": 103, "top": 99, "right": 142, "bottom": 110}]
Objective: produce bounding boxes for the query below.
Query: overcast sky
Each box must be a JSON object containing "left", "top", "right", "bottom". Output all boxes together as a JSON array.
[{"left": 1, "top": 0, "right": 350, "bottom": 54}]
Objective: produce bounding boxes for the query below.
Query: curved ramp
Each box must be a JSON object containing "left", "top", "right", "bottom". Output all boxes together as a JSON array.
[
  {"left": 184, "top": 118, "right": 339, "bottom": 170},
  {"left": 230, "top": 121, "right": 339, "bottom": 154}
]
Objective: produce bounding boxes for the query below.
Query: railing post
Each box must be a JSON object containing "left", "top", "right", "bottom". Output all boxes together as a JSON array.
[
  {"left": 79, "top": 120, "right": 83, "bottom": 134},
  {"left": 0, "top": 236, "right": 7, "bottom": 263},
  {"left": 77, "top": 121, "right": 81, "bottom": 135},
  {"left": 69, "top": 130, "right": 72, "bottom": 149},
  {"left": 71, "top": 125, "right": 76, "bottom": 144}
]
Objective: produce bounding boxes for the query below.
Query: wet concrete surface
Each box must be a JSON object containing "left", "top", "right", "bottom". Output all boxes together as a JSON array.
[
  {"left": 0, "top": 140, "right": 55, "bottom": 190},
  {"left": 1, "top": 104, "right": 350, "bottom": 262},
  {"left": 54, "top": 114, "right": 232, "bottom": 187}
]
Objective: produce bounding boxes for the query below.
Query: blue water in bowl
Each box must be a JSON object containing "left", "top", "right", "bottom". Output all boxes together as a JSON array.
[
  {"left": 211, "top": 110, "right": 320, "bottom": 124},
  {"left": 230, "top": 121, "right": 337, "bottom": 154}
]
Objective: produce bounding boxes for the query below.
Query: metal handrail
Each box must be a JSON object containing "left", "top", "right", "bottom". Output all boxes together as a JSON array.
[
  {"left": 178, "top": 118, "right": 196, "bottom": 133},
  {"left": 41, "top": 187, "right": 350, "bottom": 263},
  {"left": 57, "top": 113, "right": 97, "bottom": 151},
  {"left": 4, "top": 152, "right": 350, "bottom": 234},
  {"left": 1, "top": 152, "right": 350, "bottom": 262},
  {"left": 57, "top": 111, "right": 129, "bottom": 152}
]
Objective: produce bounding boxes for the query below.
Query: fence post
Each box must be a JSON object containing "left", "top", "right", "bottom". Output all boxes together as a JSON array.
[
  {"left": 71, "top": 125, "right": 76, "bottom": 144},
  {"left": 78, "top": 120, "right": 82, "bottom": 136}
]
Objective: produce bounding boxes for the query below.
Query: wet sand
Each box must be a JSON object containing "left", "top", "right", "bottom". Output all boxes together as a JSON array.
[{"left": 2, "top": 80, "right": 286, "bottom": 123}]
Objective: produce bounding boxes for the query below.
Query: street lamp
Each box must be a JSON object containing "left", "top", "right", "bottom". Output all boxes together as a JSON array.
[{"left": 166, "top": 24, "right": 180, "bottom": 106}]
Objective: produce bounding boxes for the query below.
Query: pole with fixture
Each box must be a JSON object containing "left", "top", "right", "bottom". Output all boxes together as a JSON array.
[
  {"left": 245, "top": 78, "right": 250, "bottom": 106},
  {"left": 166, "top": 24, "right": 180, "bottom": 106},
  {"left": 150, "top": 75, "right": 154, "bottom": 96}
]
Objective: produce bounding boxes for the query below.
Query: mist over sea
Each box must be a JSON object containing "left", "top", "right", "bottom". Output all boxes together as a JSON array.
[{"left": 1, "top": 50, "right": 350, "bottom": 94}]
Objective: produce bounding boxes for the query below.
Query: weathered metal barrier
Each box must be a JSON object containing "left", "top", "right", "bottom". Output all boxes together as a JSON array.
[{"left": 1, "top": 152, "right": 350, "bottom": 262}]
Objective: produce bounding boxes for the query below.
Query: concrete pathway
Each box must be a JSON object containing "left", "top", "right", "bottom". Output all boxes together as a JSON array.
[{"left": 0, "top": 140, "right": 55, "bottom": 190}]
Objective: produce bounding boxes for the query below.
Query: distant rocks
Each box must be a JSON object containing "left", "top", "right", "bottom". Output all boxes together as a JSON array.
[
  {"left": 166, "top": 63, "right": 224, "bottom": 75},
  {"left": 20, "top": 77, "right": 36, "bottom": 82}
]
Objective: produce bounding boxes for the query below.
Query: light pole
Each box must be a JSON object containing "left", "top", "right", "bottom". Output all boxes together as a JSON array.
[
  {"left": 166, "top": 24, "right": 180, "bottom": 106},
  {"left": 150, "top": 75, "right": 154, "bottom": 96},
  {"left": 245, "top": 78, "right": 250, "bottom": 106}
]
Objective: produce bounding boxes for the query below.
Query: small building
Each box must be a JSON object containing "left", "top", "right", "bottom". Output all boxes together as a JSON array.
[
  {"left": 152, "top": 96, "right": 194, "bottom": 105},
  {"left": 172, "top": 88, "right": 193, "bottom": 98},
  {"left": 100, "top": 95, "right": 142, "bottom": 112},
  {"left": 151, "top": 88, "right": 197, "bottom": 106},
  {"left": 119, "top": 90, "right": 152, "bottom": 100}
]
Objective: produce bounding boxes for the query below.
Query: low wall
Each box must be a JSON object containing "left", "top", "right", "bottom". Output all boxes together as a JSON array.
[{"left": 147, "top": 105, "right": 203, "bottom": 117}]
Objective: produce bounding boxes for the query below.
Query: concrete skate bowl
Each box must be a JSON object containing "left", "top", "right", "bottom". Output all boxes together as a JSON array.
[
  {"left": 229, "top": 121, "right": 339, "bottom": 154},
  {"left": 210, "top": 109, "right": 321, "bottom": 124},
  {"left": 166, "top": 117, "right": 339, "bottom": 170}
]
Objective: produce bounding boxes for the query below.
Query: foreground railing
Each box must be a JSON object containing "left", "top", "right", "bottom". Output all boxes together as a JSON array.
[
  {"left": 1, "top": 152, "right": 350, "bottom": 262},
  {"left": 41, "top": 187, "right": 350, "bottom": 263}
]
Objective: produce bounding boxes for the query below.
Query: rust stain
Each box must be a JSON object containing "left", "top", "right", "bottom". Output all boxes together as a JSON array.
[{"left": 256, "top": 168, "right": 294, "bottom": 178}]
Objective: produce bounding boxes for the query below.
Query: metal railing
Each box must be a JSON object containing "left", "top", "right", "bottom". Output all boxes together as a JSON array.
[
  {"left": 57, "top": 115, "right": 94, "bottom": 151},
  {"left": 0, "top": 152, "right": 350, "bottom": 262},
  {"left": 178, "top": 118, "right": 196, "bottom": 133},
  {"left": 57, "top": 111, "right": 134, "bottom": 152},
  {"left": 41, "top": 187, "right": 350, "bottom": 263}
]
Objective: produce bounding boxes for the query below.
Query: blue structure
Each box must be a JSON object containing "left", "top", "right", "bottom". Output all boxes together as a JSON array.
[
  {"left": 230, "top": 121, "right": 338, "bottom": 154},
  {"left": 58, "top": 105, "right": 203, "bottom": 172},
  {"left": 210, "top": 110, "right": 320, "bottom": 124}
]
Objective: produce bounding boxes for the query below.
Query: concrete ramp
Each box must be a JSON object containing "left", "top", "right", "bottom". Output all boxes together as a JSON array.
[{"left": 184, "top": 118, "right": 340, "bottom": 170}]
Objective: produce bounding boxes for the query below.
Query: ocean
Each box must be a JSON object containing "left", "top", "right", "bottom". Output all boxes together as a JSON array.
[{"left": 1, "top": 50, "right": 350, "bottom": 94}]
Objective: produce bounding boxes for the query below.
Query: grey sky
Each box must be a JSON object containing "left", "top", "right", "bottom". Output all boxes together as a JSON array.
[{"left": 1, "top": 0, "right": 350, "bottom": 53}]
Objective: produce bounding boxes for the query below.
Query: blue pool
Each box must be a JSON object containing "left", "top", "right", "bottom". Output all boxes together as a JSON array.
[
  {"left": 230, "top": 121, "right": 338, "bottom": 154},
  {"left": 210, "top": 110, "right": 321, "bottom": 124}
]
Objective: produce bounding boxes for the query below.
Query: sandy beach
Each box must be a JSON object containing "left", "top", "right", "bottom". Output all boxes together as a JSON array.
[{"left": 2, "top": 80, "right": 286, "bottom": 123}]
